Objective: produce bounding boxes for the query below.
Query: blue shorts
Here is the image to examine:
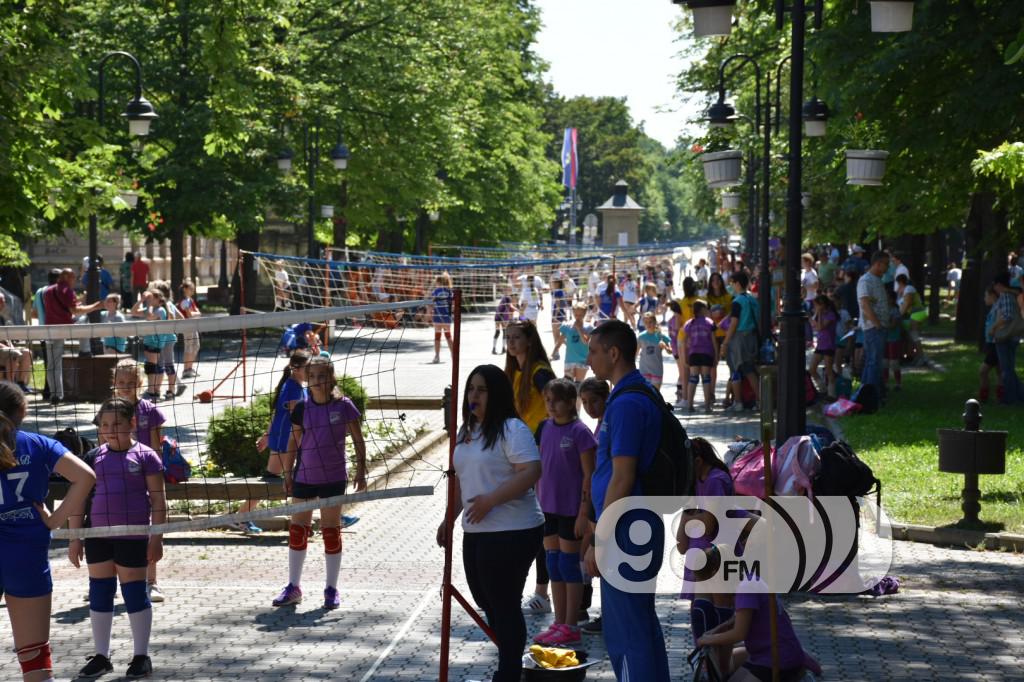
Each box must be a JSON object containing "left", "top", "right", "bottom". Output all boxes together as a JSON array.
[
  {"left": 432, "top": 315, "right": 452, "bottom": 326},
  {"left": 0, "top": 540, "right": 52, "bottom": 598}
]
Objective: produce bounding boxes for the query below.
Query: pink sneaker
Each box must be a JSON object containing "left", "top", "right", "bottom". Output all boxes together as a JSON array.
[
  {"left": 544, "top": 624, "right": 582, "bottom": 646},
  {"left": 532, "top": 624, "right": 561, "bottom": 645}
]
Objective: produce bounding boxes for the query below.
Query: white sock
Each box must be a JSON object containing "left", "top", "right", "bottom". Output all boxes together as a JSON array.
[
  {"left": 325, "top": 552, "right": 342, "bottom": 589},
  {"left": 128, "top": 607, "right": 152, "bottom": 656},
  {"left": 288, "top": 548, "right": 306, "bottom": 586},
  {"left": 90, "top": 610, "right": 114, "bottom": 658}
]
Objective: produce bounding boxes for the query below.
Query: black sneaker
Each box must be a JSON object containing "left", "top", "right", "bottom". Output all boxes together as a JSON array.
[
  {"left": 126, "top": 654, "right": 152, "bottom": 679},
  {"left": 580, "top": 615, "right": 602, "bottom": 634},
  {"left": 78, "top": 654, "right": 114, "bottom": 678}
]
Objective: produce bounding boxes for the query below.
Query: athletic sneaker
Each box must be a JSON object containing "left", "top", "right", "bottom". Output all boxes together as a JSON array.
[
  {"left": 272, "top": 583, "right": 303, "bottom": 607},
  {"left": 580, "top": 615, "right": 603, "bottom": 634},
  {"left": 162, "top": 390, "right": 175, "bottom": 401},
  {"left": 674, "top": 398, "right": 689, "bottom": 410},
  {"left": 142, "top": 391, "right": 159, "bottom": 400},
  {"left": 78, "top": 653, "right": 114, "bottom": 678},
  {"left": 521, "top": 592, "right": 552, "bottom": 614},
  {"left": 545, "top": 624, "right": 582, "bottom": 646},
  {"left": 181, "top": 369, "right": 197, "bottom": 379},
  {"left": 342, "top": 515, "right": 360, "bottom": 529},
  {"left": 175, "top": 383, "right": 188, "bottom": 396},
  {"left": 324, "top": 586, "right": 341, "bottom": 609},
  {"left": 431, "top": 355, "right": 441, "bottom": 364},
  {"left": 725, "top": 402, "right": 745, "bottom": 413},
  {"left": 532, "top": 624, "right": 561, "bottom": 644},
  {"left": 235, "top": 521, "right": 263, "bottom": 534},
  {"left": 147, "top": 583, "right": 165, "bottom": 603},
  {"left": 126, "top": 654, "right": 153, "bottom": 679}
]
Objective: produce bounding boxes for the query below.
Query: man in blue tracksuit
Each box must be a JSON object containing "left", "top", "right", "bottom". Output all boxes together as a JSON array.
[{"left": 584, "top": 319, "right": 670, "bottom": 681}]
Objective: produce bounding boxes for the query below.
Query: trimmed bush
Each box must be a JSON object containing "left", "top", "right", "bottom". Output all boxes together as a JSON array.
[{"left": 205, "top": 375, "right": 369, "bottom": 476}]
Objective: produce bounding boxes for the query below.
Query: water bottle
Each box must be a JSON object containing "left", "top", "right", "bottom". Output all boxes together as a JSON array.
[{"left": 760, "top": 337, "right": 776, "bottom": 365}]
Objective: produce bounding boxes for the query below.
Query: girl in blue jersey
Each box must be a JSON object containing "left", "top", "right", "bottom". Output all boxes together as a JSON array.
[
  {"left": 0, "top": 381, "right": 95, "bottom": 682},
  {"left": 430, "top": 272, "right": 455, "bottom": 364}
]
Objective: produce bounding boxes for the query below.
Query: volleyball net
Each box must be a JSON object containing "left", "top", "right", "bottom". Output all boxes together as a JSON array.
[{"left": 0, "top": 301, "right": 453, "bottom": 539}]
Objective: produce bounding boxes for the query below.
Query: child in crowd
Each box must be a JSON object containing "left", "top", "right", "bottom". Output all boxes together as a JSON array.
[
  {"left": 637, "top": 312, "right": 672, "bottom": 390},
  {"left": 493, "top": 286, "right": 517, "bottom": 355},
  {"left": 809, "top": 294, "right": 839, "bottom": 399},
  {"left": 71, "top": 397, "right": 166, "bottom": 680},
  {"left": 683, "top": 301, "right": 718, "bottom": 412},
  {"left": 430, "top": 272, "right": 454, "bottom": 364},
  {"left": 676, "top": 438, "right": 735, "bottom": 657},
  {"left": 100, "top": 293, "right": 128, "bottom": 354},
  {"left": 520, "top": 279, "right": 542, "bottom": 323},
  {"left": 560, "top": 302, "right": 591, "bottom": 384},
  {"left": 532, "top": 379, "right": 597, "bottom": 646},
  {"left": 884, "top": 289, "right": 903, "bottom": 391},
  {"left": 132, "top": 288, "right": 180, "bottom": 401},
  {"left": 104, "top": 359, "right": 168, "bottom": 603},
  {"left": 577, "top": 377, "right": 610, "bottom": 634},
  {"left": 550, "top": 278, "right": 570, "bottom": 361},
  {"left": 637, "top": 283, "right": 660, "bottom": 330},
  {"left": 675, "top": 277, "right": 700, "bottom": 409},
  {"left": 177, "top": 280, "right": 201, "bottom": 379},
  {"left": 979, "top": 286, "right": 1005, "bottom": 403},
  {"left": 274, "top": 356, "right": 367, "bottom": 609}
]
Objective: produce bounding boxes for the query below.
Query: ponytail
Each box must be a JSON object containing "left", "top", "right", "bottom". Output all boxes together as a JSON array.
[
  {"left": 690, "top": 437, "right": 730, "bottom": 476},
  {"left": 272, "top": 350, "right": 311, "bottom": 409},
  {"left": 0, "top": 381, "right": 27, "bottom": 470},
  {"left": 0, "top": 414, "right": 16, "bottom": 470}
]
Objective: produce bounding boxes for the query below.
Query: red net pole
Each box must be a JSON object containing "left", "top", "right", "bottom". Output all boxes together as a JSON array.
[
  {"left": 438, "top": 288, "right": 461, "bottom": 682},
  {"left": 238, "top": 250, "right": 248, "bottom": 401}
]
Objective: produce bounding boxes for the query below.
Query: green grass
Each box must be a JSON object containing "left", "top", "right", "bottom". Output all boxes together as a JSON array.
[{"left": 837, "top": 338, "right": 1024, "bottom": 532}]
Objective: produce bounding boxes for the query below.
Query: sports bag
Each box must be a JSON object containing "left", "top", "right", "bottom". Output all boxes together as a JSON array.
[
  {"left": 813, "top": 441, "right": 876, "bottom": 497},
  {"left": 610, "top": 384, "right": 694, "bottom": 498},
  {"left": 161, "top": 436, "right": 192, "bottom": 484}
]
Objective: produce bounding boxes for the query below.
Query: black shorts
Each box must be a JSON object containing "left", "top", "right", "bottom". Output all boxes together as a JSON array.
[
  {"left": 85, "top": 537, "right": 149, "bottom": 568},
  {"left": 688, "top": 353, "right": 714, "bottom": 368},
  {"left": 543, "top": 512, "right": 578, "bottom": 542},
  {"left": 292, "top": 480, "right": 347, "bottom": 501},
  {"left": 815, "top": 347, "right": 836, "bottom": 357},
  {"left": 983, "top": 342, "right": 999, "bottom": 367}
]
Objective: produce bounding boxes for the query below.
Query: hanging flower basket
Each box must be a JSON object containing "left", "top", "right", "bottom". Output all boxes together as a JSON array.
[
  {"left": 721, "top": 192, "right": 741, "bottom": 210},
  {"left": 702, "top": 150, "right": 743, "bottom": 189},
  {"left": 869, "top": 1, "right": 914, "bottom": 33},
  {"left": 117, "top": 190, "right": 139, "bottom": 209},
  {"left": 845, "top": 150, "right": 889, "bottom": 186},
  {"left": 687, "top": 1, "right": 736, "bottom": 37}
]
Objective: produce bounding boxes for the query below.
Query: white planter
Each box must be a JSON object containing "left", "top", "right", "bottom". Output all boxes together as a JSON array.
[
  {"left": 729, "top": 214, "right": 741, "bottom": 228},
  {"left": 721, "top": 192, "right": 741, "bottom": 210},
  {"left": 689, "top": 1, "right": 735, "bottom": 37},
  {"left": 870, "top": 1, "right": 914, "bottom": 33},
  {"left": 845, "top": 150, "right": 889, "bottom": 186},
  {"left": 117, "top": 190, "right": 139, "bottom": 208},
  {"left": 320, "top": 204, "right": 335, "bottom": 218},
  {"left": 702, "top": 150, "right": 743, "bottom": 189},
  {"left": 801, "top": 192, "right": 811, "bottom": 208}
]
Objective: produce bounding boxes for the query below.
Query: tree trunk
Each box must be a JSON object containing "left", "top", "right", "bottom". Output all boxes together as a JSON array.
[
  {"left": 170, "top": 221, "right": 185, "bottom": 296},
  {"left": 332, "top": 179, "right": 349, "bottom": 256},
  {"left": 414, "top": 211, "right": 430, "bottom": 254},
  {"left": 955, "top": 192, "right": 1007, "bottom": 345},
  {"left": 928, "top": 230, "right": 945, "bottom": 325},
  {"left": 230, "top": 230, "right": 260, "bottom": 315},
  {"left": 908, "top": 234, "right": 926, "bottom": 291},
  {"left": 189, "top": 233, "right": 198, "bottom": 284}
]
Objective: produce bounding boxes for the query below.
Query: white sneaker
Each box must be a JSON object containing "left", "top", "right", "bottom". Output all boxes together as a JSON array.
[
  {"left": 521, "top": 592, "right": 552, "bottom": 614},
  {"left": 431, "top": 355, "right": 441, "bottom": 364},
  {"left": 147, "top": 583, "right": 165, "bottom": 603},
  {"left": 725, "top": 402, "right": 745, "bottom": 413},
  {"left": 674, "top": 398, "right": 689, "bottom": 409}
]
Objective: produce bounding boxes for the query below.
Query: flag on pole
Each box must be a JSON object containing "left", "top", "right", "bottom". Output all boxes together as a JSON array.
[{"left": 561, "top": 127, "right": 578, "bottom": 190}]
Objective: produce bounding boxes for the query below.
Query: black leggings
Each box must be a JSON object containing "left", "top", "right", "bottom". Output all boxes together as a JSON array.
[{"left": 463, "top": 524, "right": 543, "bottom": 682}]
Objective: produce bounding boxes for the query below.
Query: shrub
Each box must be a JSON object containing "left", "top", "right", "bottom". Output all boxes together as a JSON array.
[{"left": 205, "top": 375, "right": 368, "bottom": 476}]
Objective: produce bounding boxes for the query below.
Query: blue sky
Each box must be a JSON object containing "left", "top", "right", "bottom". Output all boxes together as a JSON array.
[{"left": 533, "top": 0, "right": 702, "bottom": 148}]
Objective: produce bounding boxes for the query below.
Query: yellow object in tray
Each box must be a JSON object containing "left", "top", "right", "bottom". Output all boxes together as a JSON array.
[{"left": 529, "top": 645, "right": 580, "bottom": 669}]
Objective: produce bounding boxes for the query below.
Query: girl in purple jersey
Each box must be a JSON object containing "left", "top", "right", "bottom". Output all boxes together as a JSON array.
[
  {"left": 531, "top": 379, "right": 597, "bottom": 647},
  {"left": 274, "top": 356, "right": 367, "bottom": 610},
  {"left": 71, "top": 397, "right": 166, "bottom": 680},
  {"left": 1, "top": 381, "right": 95, "bottom": 682},
  {"left": 809, "top": 294, "right": 839, "bottom": 399}
]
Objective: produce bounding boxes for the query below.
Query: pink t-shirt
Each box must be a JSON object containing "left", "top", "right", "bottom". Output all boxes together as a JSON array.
[
  {"left": 684, "top": 316, "right": 716, "bottom": 356},
  {"left": 89, "top": 442, "right": 163, "bottom": 538},
  {"left": 536, "top": 419, "right": 598, "bottom": 517},
  {"left": 290, "top": 396, "right": 361, "bottom": 484}
]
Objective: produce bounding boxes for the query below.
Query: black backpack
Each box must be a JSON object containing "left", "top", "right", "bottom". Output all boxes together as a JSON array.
[
  {"left": 610, "top": 384, "right": 694, "bottom": 499},
  {"left": 53, "top": 427, "right": 94, "bottom": 457},
  {"left": 813, "top": 441, "right": 876, "bottom": 497}
]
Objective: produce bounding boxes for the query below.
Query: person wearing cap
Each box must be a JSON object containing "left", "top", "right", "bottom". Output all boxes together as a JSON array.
[
  {"left": 991, "top": 272, "right": 1024, "bottom": 404},
  {"left": 79, "top": 255, "right": 114, "bottom": 300},
  {"left": 843, "top": 246, "right": 869, "bottom": 278},
  {"left": 857, "top": 251, "right": 891, "bottom": 397}
]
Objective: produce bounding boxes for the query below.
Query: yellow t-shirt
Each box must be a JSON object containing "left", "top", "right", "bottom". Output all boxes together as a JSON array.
[
  {"left": 706, "top": 292, "right": 733, "bottom": 339},
  {"left": 512, "top": 362, "right": 553, "bottom": 432},
  {"left": 676, "top": 295, "right": 700, "bottom": 343}
]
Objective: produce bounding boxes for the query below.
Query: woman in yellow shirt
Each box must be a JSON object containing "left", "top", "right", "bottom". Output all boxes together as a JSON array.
[
  {"left": 675, "top": 276, "right": 700, "bottom": 408},
  {"left": 705, "top": 272, "right": 733, "bottom": 394}
]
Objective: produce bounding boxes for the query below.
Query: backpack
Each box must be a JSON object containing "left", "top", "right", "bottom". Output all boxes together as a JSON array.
[
  {"left": 610, "top": 384, "right": 694, "bottom": 498},
  {"left": 161, "top": 436, "right": 191, "bottom": 484},
  {"left": 812, "top": 441, "right": 876, "bottom": 497},
  {"left": 805, "top": 423, "right": 836, "bottom": 448},
  {"left": 851, "top": 383, "right": 879, "bottom": 414},
  {"left": 53, "top": 428, "right": 94, "bottom": 457},
  {"left": 734, "top": 292, "right": 760, "bottom": 333}
]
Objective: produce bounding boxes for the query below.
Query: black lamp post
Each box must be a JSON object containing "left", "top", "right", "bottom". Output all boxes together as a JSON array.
[
  {"left": 277, "top": 120, "right": 350, "bottom": 259},
  {"left": 88, "top": 51, "right": 157, "bottom": 331}
]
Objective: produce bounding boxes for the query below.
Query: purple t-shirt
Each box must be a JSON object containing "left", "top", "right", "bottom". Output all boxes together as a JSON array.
[
  {"left": 684, "top": 316, "right": 716, "bottom": 356},
  {"left": 536, "top": 419, "right": 598, "bottom": 517},
  {"left": 290, "top": 396, "right": 361, "bottom": 484},
  {"left": 90, "top": 442, "right": 163, "bottom": 538},
  {"left": 135, "top": 399, "right": 166, "bottom": 448},
  {"left": 815, "top": 309, "right": 838, "bottom": 351},
  {"left": 735, "top": 580, "right": 805, "bottom": 669}
]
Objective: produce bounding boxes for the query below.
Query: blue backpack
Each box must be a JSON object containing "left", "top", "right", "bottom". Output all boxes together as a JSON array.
[{"left": 161, "top": 437, "right": 191, "bottom": 484}]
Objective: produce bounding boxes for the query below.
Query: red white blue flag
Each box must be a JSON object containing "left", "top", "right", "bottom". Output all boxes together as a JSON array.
[{"left": 561, "top": 127, "right": 578, "bottom": 190}]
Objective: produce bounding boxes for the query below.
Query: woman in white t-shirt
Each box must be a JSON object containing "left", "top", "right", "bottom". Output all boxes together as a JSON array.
[{"left": 436, "top": 364, "right": 544, "bottom": 682}]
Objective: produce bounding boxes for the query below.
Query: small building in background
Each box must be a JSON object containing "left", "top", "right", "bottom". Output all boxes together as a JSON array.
[{"left": 597, "top": 179, "right": 644, "bottom": 247}]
